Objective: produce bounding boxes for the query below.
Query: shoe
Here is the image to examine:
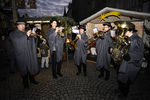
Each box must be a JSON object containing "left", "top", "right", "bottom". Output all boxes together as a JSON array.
[
  {"left": 76, "top": 72, "right": 81, "bottom": 75},
  {"left": 105, "top": 77, "right": 109, "bottom": 80},
  {"left": 98, "top": 74, "right": 104, "bottom": 78},
  {"left": 53, "top": 75, "right": 57, "bottom": 79},
  {"left": 23, "top": 81, "right": 29, "bottom": 88},
  {"left": 30, "top": 80, "right": 39, "bottom": 85},
  {"left": 117, "top": 93, "right": 127, "bottom": 100},
  {"left": 24, "top": 84, "right": 29, "bottom": 88},
  {"left": 41, "top": 67, "right": 44, "bottom": 70},
  {"left": 84, "top": 73, "right": 87, "bottom": 76},
  {"left": 57, "top": 73, "right": 63, "bottom": 77},
  {"left": 114, "top": 89, "right": 120, "bottom": 94},
  {"left": 10, "top": 71, "right": 15, "bottom": 74},
  {"left": 23, "top": 76, "right": 29, "bottom": 88},
  {"left": 29, "top": 76, "right": 39, "bottom": 85}
]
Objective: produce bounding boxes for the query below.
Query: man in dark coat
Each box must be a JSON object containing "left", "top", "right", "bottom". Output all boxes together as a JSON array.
[
  {"left": 74, "top": 25, "right": 88, "bottom": 76},
  {"left": 9, "top": 21, "right": 39, "bottom": 88},
  {"left": 117, "top": 26, "right": 144, "bottom": 98},
  {"left": 96, "top": 22, "right": 113, "bottom": 80},
  {"left": 46, "top": 19, "right": 65, "bottom": 79}
]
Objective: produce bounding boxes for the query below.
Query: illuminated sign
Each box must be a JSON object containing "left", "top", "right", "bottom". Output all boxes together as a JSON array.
[{"left": 100, "top": 11, "right": 120, "bottom": 21}]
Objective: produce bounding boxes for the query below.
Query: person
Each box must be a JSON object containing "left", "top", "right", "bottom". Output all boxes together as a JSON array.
[
  {"left": 0, "top": 34, "right": 7, "bottom": 55},
  {"left": 116, "top": 25, "right": 144, "bottom": 99},
  {"left": 35, "top": 29, "right": 43, "bottom": 48},
  {"left": 96, "top": 22, "right": 113, "bottom": 80},
  {"left": 5, "top": 32, "right": 16, "bottom": 73},
  {"left": 74, "top": 25, "right": 88, "bottom": 76},
  {"left": 0, "top": 34, "right": 7, "bottom": 66},
  {"left": 40, "top": 40, "right": 50, "bottom": 69},
  {"left": 46, "top": 18, "right": 65, "bottom": 79},
  {"left": 9, "top": 21, "right": 39, "bottom": 88}
]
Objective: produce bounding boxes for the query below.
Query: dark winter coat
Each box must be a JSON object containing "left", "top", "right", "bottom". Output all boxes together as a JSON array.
[
  {"left": 118, "top": 32, "right": 144, "bottom": 83},
  {"left": 9, "top": 29, "right": 39, "bottom": 76},
  {"left": 96, "top": 31, "right": 113, "bottom": 71},
  {"left": 46, "top": 28, "right": 65, "bottom": 62},
  {"left": 74, "top": 33, "right": 88, "bottom": 66}
]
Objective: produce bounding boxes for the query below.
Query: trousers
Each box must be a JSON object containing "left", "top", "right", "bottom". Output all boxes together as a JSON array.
[
  {"left": 51, "top": 51, "right": 62, "bottom": 77},
  {"left": 41, "top": 56, "right": 49, "bottom": 68}
]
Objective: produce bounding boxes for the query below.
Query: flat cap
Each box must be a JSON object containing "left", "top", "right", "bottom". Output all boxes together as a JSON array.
[{"left": 16, "top": 21, "right": 25, "bottom": 25}]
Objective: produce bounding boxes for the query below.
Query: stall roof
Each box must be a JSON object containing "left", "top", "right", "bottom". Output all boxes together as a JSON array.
[{"left": 80, "top": 7, "right": 150, "bottom": 25}]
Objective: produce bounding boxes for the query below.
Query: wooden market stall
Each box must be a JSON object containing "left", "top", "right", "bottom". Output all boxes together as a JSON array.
[
  {"left": 80, "top": 7, "right": 150, "bottom": 62},
  {"left": 80, "top": 7, "right": 150, "bottom": 39}
]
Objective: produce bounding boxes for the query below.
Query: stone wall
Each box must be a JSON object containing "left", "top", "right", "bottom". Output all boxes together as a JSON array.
[
  {"left": 143, "top": 20, "right": 150, "bottom": 48},
  {"left": 132, "top": 21, "right": 144, "bottom": 38}
]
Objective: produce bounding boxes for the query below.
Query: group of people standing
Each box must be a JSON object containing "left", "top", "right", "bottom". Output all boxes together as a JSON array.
[
  {"left": 9, "top": 18, "right": 144, "bottom": 99},
  {"left": 94, "top": 22, "right": 144, "bottom": 99},
  {"left": 95, "top": 22, "right": 144, "bottom": 99},
  {"left": 46, "top": 18, "right": 88, "bottom": 78}
]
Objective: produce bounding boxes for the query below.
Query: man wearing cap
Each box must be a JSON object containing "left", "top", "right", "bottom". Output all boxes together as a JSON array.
[
  {"left": 9, "top": 21, "right": 39, "bottom": 88},
  {"left": 46, "top": 18, "right": 65, "bottom": 79},
  {"left": 74, "top": 25, "right": 88, "bottom": 76},
  {"left": 96, "top": 22, "right": 113, "bottom": 80},
  {"left": 116, "top": 26, "right": 144, "bottom": 98}
]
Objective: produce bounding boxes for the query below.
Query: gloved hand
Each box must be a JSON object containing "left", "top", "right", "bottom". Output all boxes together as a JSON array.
[
  {"left": 123, "top": 53, "right": 131, "bottom": 61},
  {"left": 99, "top": 34, "right": 104, "bottom": 39}
]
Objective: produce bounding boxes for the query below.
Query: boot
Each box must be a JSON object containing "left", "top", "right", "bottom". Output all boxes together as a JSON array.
[
  {"left": 52, "top": 62, "right": 57, "bottom": 78},
  {"left": 22, "top": 75, "right": 29, "bottom": 88},
  {"left": 29, "top": 75, "right": 39, "bottom": 84},
  {"left": 53, "top": 75, "right": 57, "bottom": 79},
  {"left": 76, "top": 65, "right": 81, "bottom": 75},
  {"left": 57, "top": 73, "right": 63, "bottom": 77},
  {"left": 83, "top": 63, "right": 87, "bottom": 76},
  {"left": 105, "top": 70, "right": 110, "bottom": 80},
  {"left": 118, "top": 81, "right": 129, "bottom": 98},
  {"left": 52, "top": 51, "right": 57, "bottom": 79},
  {"left": 57, "top": 61, "right": 63, "bottom": 77},
  {"left": 98, "top": 68, "right": 104, "bottom": 78}
]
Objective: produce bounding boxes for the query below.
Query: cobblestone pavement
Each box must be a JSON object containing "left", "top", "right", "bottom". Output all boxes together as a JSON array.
[{"left": 0, "top": 60, "right": 150, "bottom": 100}]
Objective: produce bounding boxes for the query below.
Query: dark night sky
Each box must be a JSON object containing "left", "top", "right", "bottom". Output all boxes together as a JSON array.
[{"left": 18, "top": 0, "right": 72, "bottom": 17}]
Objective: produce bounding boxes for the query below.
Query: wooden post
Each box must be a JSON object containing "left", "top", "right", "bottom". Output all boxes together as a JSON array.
[{"left": 12, "top": 0, "right": 18, "bottom": 27}]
